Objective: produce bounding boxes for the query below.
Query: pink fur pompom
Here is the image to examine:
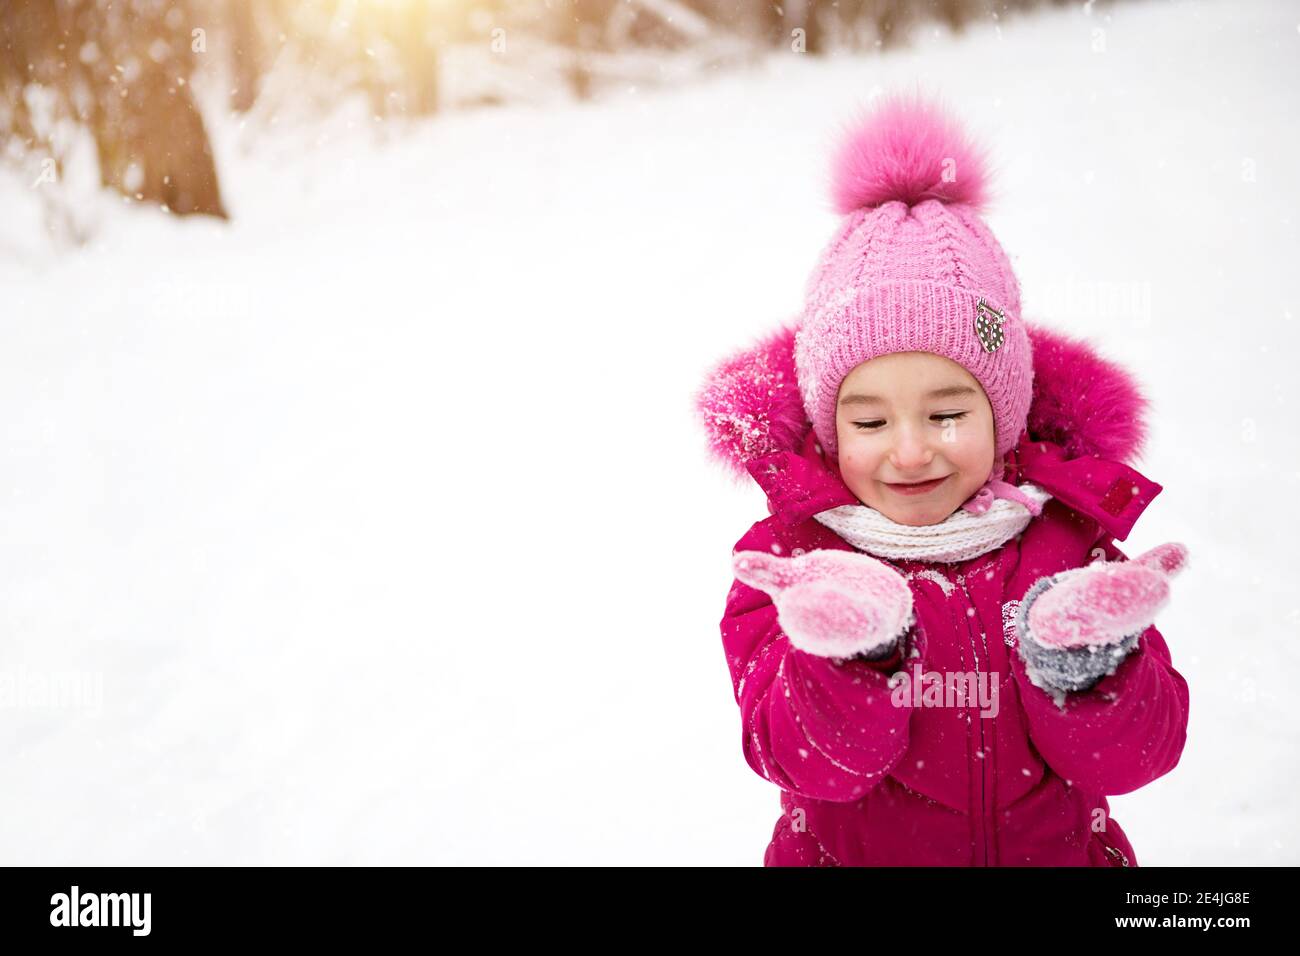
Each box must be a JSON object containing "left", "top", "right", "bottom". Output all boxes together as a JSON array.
[{"left": 829, "top": 90, "right": 991, "bottom": 215}]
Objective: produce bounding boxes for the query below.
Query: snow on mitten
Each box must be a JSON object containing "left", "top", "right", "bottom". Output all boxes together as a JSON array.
[
  {"left": 732, "top": 549, "right": 914, "bottom": 661},
  {"left": 1016, "top": 542, "right": 1188, "bottom": 693}
]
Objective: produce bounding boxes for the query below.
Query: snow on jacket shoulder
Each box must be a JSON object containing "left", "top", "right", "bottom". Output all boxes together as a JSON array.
[{"left": 697, "top": 320, "right": 1190, "bottom": 866}]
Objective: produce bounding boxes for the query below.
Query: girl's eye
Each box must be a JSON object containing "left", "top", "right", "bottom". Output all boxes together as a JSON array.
[{"left": 852, "top": 412, "right": 968, "bottom": 431}]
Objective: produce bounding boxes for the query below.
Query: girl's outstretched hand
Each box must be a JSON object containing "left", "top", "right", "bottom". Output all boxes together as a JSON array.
[
  {"left": 1025, "top": 542, "right": 1189, "bottom": 650},
  {"left": 731, "top": 549, "right": 914, "bottom": 661}
]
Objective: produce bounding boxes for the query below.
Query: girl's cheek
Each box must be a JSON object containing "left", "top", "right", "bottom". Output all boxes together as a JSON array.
[
  {"left": 840, "top": 451, "right": 871, "bottom": 479},
  {"left": 945, "top": 425, "right": 989, "bottom": 454}
]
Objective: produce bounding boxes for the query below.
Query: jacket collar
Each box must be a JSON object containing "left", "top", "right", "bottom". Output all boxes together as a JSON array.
[
  {"left": 747, "top": 430, "right": 1162, "bottom": 542},
  {"left": 1008, "top": 437, "right": 1162, "bottom": 542},
  {"left": 745, "top": 430, "right": 858, "bottom": 528}
]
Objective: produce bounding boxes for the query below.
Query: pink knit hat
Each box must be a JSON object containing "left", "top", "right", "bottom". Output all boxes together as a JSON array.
[{"left": 795, "top": 91, "right": 1034, "bottom": 497}]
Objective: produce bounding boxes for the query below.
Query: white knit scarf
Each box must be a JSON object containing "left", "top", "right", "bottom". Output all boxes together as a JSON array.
[{"left": 812, "top": 483, "right": 1052, "bottom": 563}]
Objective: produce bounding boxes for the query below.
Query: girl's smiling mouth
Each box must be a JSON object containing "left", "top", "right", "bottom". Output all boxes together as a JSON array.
[{"left": 884, "top": 475, "right": 950, "bottom": 496}]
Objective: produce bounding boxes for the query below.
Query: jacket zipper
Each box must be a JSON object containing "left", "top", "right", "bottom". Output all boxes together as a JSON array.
[
  {"left": 943, "top": 565, "right": 992, "bottom": 866},
  {"left": 966, "top": 574, "right": 991, "bottom": 867},
  {"left": 1101, "top": 841, "right": 1131, "bottom": 866}
]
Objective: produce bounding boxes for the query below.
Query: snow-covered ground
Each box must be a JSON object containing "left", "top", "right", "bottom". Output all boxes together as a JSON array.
[{"left": 1, "top": 0, "right": 1296, "bottom": 864}]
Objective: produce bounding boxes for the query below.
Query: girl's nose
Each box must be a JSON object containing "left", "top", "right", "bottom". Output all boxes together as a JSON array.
[{"left": 890, "top": 427, "right": 934, "bottom": 471}]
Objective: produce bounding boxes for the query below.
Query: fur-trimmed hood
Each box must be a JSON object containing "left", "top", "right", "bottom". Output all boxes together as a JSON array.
[{"left": 695, "top": 319, "right": 1154, "bottom": 484}]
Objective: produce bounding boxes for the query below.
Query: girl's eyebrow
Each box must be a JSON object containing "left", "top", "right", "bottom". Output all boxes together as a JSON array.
[{"left": 839, "top": 385, "right": 979, "bottom": 406}]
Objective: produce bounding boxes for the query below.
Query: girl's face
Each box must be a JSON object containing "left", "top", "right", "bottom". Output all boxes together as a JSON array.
[{"left": 834, "top": 351, "right": 998, "bottom": 526}]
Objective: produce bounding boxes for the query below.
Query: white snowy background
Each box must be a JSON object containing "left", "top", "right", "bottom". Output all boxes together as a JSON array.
[{"left": 1, "top": 0, "right": 1297, "bottom": 864}]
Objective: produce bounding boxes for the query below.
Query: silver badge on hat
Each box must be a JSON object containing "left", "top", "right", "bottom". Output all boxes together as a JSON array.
[{"left": 975, "top": 298, "right": 1006, "bottom": 353}]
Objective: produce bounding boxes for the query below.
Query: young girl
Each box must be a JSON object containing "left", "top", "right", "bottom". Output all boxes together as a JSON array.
[{"left": 696, "top": 91, "right": 1189, "bottom": 867}]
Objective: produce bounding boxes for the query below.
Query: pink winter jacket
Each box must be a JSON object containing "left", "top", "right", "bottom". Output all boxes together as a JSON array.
[{"left": 700, "top": 322, "right": 1190, "bottom": 866}]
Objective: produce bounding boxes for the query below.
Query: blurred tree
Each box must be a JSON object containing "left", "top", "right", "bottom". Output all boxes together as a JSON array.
[
  {"left": 1, "top": 0, "right": 1111, "bottom": 233},
  {"left": 0, "top": 0, "right": 226, "bottom": 218},
  {"left": 707, "top": 0, "right": 1057, "bottom": 53},
  {"left": 383, "top": 0, "right": 440, "bottom": 115},
  {"left": 226, "top": 0, "right": 265, "bottom": 112},
  {"left": 227, "top": 0, "right": 442, "bottom": 120}
]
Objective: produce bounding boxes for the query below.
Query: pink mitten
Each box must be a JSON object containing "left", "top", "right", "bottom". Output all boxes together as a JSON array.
[
  {"left": 1025, "top": 542, "right": 1188, "bottom": 650},
  {"left": 732, "top": 549, "right": 914, "bottom": 660}
]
